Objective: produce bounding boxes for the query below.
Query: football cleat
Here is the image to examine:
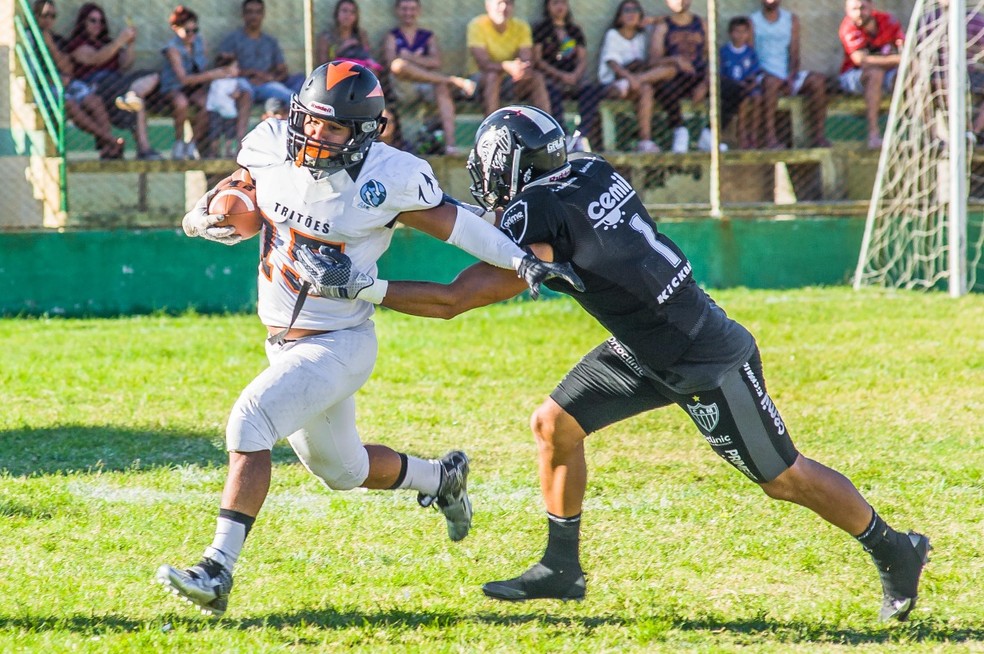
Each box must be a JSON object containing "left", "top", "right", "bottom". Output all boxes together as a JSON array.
[
  {"left": 417, "top": 450, "right": 472, "bottom": 542},
  {"left": 156, "top": 547, "right": 233, "bottom": 618},
  {"left": 482, "top": 561, "right": 586, "bottom": 602},
  {"left": 874, "top": 531, "right": 931, "bottom": 622}
]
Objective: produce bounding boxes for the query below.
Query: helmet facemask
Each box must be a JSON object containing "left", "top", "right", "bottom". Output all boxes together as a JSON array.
[
  {"left": 467, "top": 106, "right": 570, "bottom": 211},
  {"left": 287, "top": 97, "right": 385, "bottom": 177},
  {"left": 285, "top": 61, "right": 387, "bottom": 177}
]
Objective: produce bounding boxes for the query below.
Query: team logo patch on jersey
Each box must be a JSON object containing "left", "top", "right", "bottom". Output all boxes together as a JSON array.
[
  {"left": 500, "top": 200, "right": 528, "bottom": 243},
  {"left": 587, "top": 171, "right": 635, "bottom": 230},
  {"left": 687, "top": 400, "right": 720, "bottom": 433},
  {"left": 359, "top": 180, "right": 387, "bottom": 208}
]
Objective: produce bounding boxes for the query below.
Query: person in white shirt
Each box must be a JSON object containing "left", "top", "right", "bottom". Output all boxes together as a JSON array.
[
  {"left": 597, "top": 0, "right": 676, "bottom": 152},
  {"left": 156, "top": 60, "right": 582, "bottom": 618}
]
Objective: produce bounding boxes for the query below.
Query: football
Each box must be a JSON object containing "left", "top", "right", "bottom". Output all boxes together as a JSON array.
[{"left": 208, "top": 168, "right": 263, "bottom": 239}]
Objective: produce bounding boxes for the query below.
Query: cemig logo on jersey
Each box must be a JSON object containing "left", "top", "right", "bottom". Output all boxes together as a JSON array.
[
  {"left": 500, "top": 199, "right": 528, "bottom": 243},
  {"left": 587, "top": 171, "right": 635, "bottom": 230},
  {"left": 358, "top": 180, "right": 387, "bottom": 208},
  {"left": 687, "top": 399, "right": 720, "bottom": 432},
  {"left": 307, "top": 101, "right": 335, "bottom": 117}
]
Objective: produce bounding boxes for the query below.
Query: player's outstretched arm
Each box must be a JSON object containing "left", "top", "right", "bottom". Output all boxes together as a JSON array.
[
  {"left": 398, "top": 202, "right": 584, "bottom": 299},
  {"left": 382, "top": 263, "right": 527, "bottom": 319}
]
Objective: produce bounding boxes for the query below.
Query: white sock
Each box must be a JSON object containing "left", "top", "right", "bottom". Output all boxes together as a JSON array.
[
  {"left": 207, "top": 517, "right": 246, "bottom": 570},
  {"left": 395, "top": 455, "right": 442, "bottom": 496}
]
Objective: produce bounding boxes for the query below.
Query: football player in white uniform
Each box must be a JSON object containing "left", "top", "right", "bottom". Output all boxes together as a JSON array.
[{"left": 158, "top": 61, "right": 582, "bottom": 617}]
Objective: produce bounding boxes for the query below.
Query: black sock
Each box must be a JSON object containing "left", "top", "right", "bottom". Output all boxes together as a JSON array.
[
  {"left": 542, "top": 513, "right": 582, "bottom": 572},
  {"left": 855, "top": 509, "right": 905, "bottom": 562}
]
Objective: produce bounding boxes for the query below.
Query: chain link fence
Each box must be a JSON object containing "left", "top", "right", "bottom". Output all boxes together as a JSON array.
[{"left": 8, "top": 0, "right": 967, "bottom": 228}]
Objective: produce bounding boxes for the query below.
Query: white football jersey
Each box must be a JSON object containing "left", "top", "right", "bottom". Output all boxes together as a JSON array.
[{"left": 237, "top": 118, "right": 444, "bottom": 330}]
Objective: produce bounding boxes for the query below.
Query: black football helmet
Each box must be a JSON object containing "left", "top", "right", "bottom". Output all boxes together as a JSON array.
[
  {"left": 467, "top": 105, "right": 569, "bottom": 211},
  {"left": 287, "top": 60, "right": 386, "bottom": 175}
]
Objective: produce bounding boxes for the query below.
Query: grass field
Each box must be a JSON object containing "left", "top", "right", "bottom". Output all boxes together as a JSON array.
[{"left": 1, "top": 287, "right": 982, "bottom": 653}]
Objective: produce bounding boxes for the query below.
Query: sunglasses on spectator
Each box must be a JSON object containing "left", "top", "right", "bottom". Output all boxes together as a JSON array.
[{"left": 183, "top": 26, "right": 199, "bottom": 33}]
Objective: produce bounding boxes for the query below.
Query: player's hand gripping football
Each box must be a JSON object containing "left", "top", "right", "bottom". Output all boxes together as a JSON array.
[
  {"left": 182, "top": 188, "right": 242, "bottom": 246},
  {"left": 293, "top": 245, "right": 378, "bottom": 300},
  {"left": 517, "top": 254, "right": 585, "bottom": 300}
]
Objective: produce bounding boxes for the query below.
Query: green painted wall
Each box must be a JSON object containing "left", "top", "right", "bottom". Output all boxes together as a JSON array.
[{"left": 0, "top": 216, "right": 865, "bottom": 317}]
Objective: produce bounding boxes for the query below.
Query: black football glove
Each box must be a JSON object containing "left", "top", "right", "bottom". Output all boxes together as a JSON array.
[
  {"left": 517, "top": 254, "right": 586, "bottom": 300},
  {"left": 293, "top": 245, "right": 377, "bottom": 299}
]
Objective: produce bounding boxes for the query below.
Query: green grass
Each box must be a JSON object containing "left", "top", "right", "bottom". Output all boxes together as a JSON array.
[{"left": 0, "top": 287, "right": 982, "bottom": 653}]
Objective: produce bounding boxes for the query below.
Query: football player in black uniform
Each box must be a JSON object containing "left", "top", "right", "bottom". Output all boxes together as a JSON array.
[{"left": 301, "top": 105, "right": 930, "bottom": 622}]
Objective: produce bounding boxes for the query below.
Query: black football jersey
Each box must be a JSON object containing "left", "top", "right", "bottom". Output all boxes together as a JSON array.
[{"left": 499, "top": 154, "right": 717, "bottom": 370}]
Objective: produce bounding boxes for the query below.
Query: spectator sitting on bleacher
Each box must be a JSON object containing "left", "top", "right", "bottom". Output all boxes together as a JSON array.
[
  {"left": 649, "top": 0, "right": 744, "bottom": 153},
  {"left": 65, "top": 2, "right": 160, "bottom": 160},
  {"left": 378, "top": 105, "right": 411, "bottom": 151},
  {"left": 838, "top": 0, "right": 904, "bottom": 149},
  {"left": 218, "top": 0, "right": 305, "bottom": 112},
  {"left": 918, "top": 0, "right": 984, "bottom": 142},
  {"left": 721, "top": 17, "right": 762, "bottom": 150},
  {"left": 161, "top": 6, "right": 244, "bottom": 161},
  {"left": 204, "top": 53, "right": 251, "bottom": 156},
  {"left": 752, "top": 0, "right": 830, "bottom": 149},
  {"left": 467, "top": 0, "right": 551, "bottom": 117},
  {"left": 31, "top": 0, "right": 124, "bottom": 159},
  {"left": 597, "top": 0, "right": 675, "bottom": 152},
  {"left": 532, "top": 0, "right": 595, "bottom": 151},
  {"left": 316, "top": 0, "right": 382, "bottom": 73},
  {"left": 382, "top": 0, "right": 476, "bottom": 156}
]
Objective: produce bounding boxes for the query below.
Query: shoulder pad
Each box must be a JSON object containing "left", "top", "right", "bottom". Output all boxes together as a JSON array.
[{"left": 237, "top": 118, "right": 288, "bottom": 169}]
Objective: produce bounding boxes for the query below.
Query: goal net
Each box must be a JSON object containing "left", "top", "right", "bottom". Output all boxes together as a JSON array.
[{"left": 854, "top": 0, "right": 984, "bottom": 295}]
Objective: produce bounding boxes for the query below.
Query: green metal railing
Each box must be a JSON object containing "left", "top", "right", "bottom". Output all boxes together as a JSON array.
[{"left": 12, "top": 0, "right": 67, "bottom": 213}]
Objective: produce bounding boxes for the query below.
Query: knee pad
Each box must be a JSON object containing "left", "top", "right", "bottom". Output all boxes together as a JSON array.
[
  {"left": 226, "top": 394, "right": 278, "bottom": 452},
  {"left": 309, "top": 455, "right": 369, "bottom": 491}
]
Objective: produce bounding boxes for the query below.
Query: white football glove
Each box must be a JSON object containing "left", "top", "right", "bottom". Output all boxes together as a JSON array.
[
  {"left": 182, "top": 187, "right": 242, "bottom": 246},
  {"left": 293, "top": 245, "right": 386, "bottom": 302}
]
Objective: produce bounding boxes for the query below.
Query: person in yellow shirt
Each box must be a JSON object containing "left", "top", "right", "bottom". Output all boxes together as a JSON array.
[{"left": 467, "top": 0, "right": 551, "bottom": 115}]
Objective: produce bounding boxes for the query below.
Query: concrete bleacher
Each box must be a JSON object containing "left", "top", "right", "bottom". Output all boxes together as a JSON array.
[{"left": 5, "top": 0, "right": 921, "bottom": 228}]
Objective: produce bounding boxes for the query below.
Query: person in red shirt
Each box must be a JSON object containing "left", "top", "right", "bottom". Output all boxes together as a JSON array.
[{"left": 838, "top": 0, "right": 904, "bottom": 149}]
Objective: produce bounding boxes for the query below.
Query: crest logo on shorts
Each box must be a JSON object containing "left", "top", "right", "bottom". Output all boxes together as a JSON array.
[
  {"left": 687, "top": 400, "right": 720, "bottom": 432},
  {"left": 359, "top": 180, "right": 387, "bottom": 207}
]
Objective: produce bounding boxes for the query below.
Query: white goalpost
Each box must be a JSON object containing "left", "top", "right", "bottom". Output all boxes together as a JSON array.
[{"left": 854, "top": 0, "right": 984, "bottom": 295}]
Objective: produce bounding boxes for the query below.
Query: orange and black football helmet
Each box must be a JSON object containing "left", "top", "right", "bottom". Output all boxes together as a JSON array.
[{"left": 287, "top": 60, "right": 386, "bottom": 175}]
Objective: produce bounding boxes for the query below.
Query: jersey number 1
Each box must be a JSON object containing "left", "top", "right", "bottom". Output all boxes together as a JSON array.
[{"left": 629, "top": 214, "right": 682, "bottom": 267}]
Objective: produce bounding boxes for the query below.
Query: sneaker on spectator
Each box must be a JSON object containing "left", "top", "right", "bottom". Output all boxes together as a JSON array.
[
  {"left": 171, "top": 140, "right": 187, "bottom": 160},
  {"left": 697, "top": 128, "right": 728, "bottom": 152},
  {"left": 115, "top": 91, "right": 144, "bottom": 113},
  {"left": 636, "top": 139, "right": 660, "bottom": 153},
  {"left": 185, "top": 141, "right": 202, "bottom": 160},
  {"left": 671, "top": 126, "right": 689, "bottom": 154},
  {"left": 137, "top": 149, "right": 162, "bottom": 161},
  {"left": 613, "top": 78, "right": 630, "bottom": 98}
]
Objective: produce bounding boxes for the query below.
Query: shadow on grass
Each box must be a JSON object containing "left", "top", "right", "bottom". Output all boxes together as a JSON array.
[
  {"left": 0, "top": 426, "right": 298, "bottom": 477},
  {"left": 0, "top": 609, "right": 980, "bottom": 645}
]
